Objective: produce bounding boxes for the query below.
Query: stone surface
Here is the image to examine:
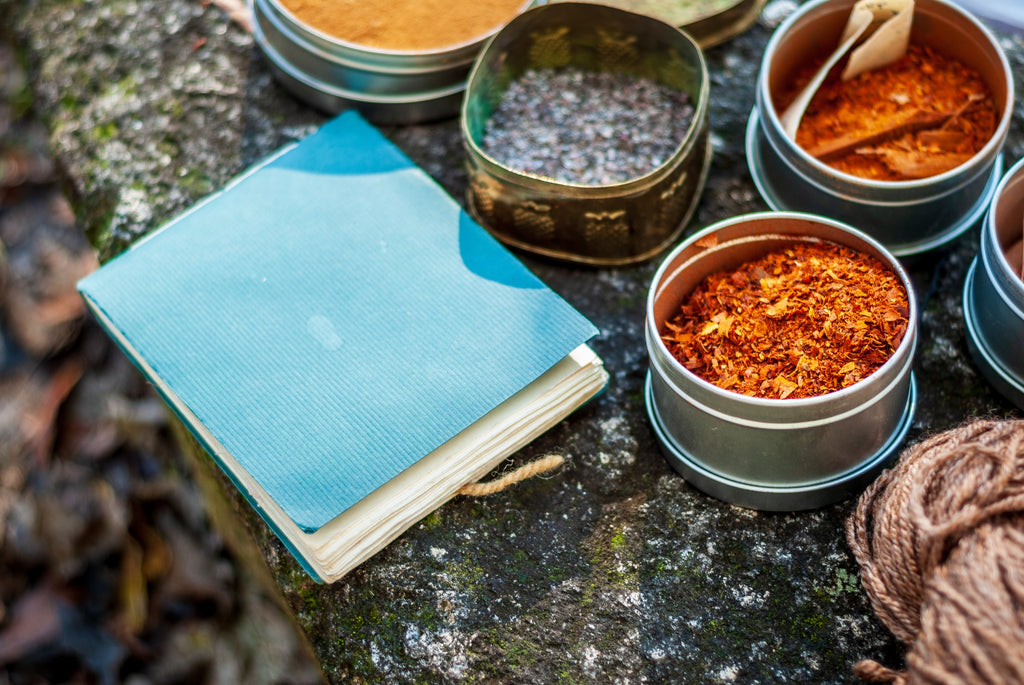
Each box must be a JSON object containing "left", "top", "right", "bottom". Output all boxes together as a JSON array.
[{"left": 4, "top": 0, "right": 1023, "bottom": 682}]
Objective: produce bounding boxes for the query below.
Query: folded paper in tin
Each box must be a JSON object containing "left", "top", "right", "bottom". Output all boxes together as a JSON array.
[
  {"left": 780, "top": 0, "right": 913, "bottom": 138},
  {"left": 77, "top": 111, "right": 607, "bottom": 582}
]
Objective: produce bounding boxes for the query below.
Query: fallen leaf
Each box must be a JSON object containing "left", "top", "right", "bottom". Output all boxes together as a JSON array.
[
  {"left": 119, "top": 536, "right": 148, "bottom": 635},
  {"left": 0, "top": 584, "right": 63, "bottom": 665},
  {"left": 20, "top": 359, "right": 83, "bottom": 466}
]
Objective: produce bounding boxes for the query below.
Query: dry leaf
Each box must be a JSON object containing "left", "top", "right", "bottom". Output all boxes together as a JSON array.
[
  {"left": 0, "top": 584, "right": 63, "bottom": 665},
  {"left": 119, "top": 537, "right": 149, "bottom": 635}
]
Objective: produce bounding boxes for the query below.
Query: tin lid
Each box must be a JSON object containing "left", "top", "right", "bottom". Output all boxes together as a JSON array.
[{"left": 645, "top": 371, "right": 917, "bottom": 511}]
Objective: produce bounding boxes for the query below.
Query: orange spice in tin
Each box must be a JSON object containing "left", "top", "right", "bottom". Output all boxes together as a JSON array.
[
  {"left": 662, "top": 241, "right": 910, "bottom": 399},
  {"left": 782, "top": 44, "right": 997, "bottom": 181},
  {"left": 279, "top": 0, "right": 528, "bottom": 51}
]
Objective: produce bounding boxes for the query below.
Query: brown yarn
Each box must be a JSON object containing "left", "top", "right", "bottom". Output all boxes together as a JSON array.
[{"left": 846, "top": 419, "right": 1024, "bottom": 684}]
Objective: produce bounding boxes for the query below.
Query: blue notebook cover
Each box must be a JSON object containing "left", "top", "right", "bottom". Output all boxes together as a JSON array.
[{"left": 78, "top": 111, "right": 599, "bottom": 536}]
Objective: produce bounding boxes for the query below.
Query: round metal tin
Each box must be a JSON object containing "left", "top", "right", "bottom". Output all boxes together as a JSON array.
[
  {"left": 644, "top": 212, "right": 919, "bottom": 510},
  {"left": 749, "top": 0, "right": 1014, "bottom": 257},
  {"left": 251, "top": 16, "right": 466, "bottom": 125},
  {"left": 962, "top": 155, "right": 1024, "bottom": 411},
  {"left": 250, "top": 0, "right": 534, "bottom": 123}
]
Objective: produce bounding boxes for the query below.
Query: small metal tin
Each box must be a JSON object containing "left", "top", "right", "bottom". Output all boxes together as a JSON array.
[
  {"left": 964, "top": 156, "right": 1024, "bottom": 410},
  {"left": 250, "top": 0, "right": 535, "bottom": 124},
  {"left": 460, "top": 2, "right": 711, "bottom": 266},
  {"left": 747, "top": 0, "right": 1014, "bottom": 257},
  {"left": 645, "top": 212, "right": 919, "bottom": 511}
]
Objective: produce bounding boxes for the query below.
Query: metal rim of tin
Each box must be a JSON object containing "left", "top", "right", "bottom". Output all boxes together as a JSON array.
[
  {"left": 963, "top": 261, "right": 1024, "bottom": 409},
  {"left": 586, "top": 0, "right": 768, "bottom": 48},
  {"left": 251, "top": 0, "right": 536, "bottom": 122},
  {"left": 463, "top": 135, "right": 713, "bottom": 266},
  {"left": 682, "top": 0, "right": 767, "bottom": 48},
  {"left": 749, "top": 0, "right": 1014, "bottom": 256},
  {"left": 962, "top": 154, "right": 1024, "bottom": 410},
  {"left": 251, "top": 11, "right": 467, "bottom": 124},
  {"left": 745, "top": 109, "right": 1005, "bottom": 257},
  {"left": 253, "top": 0, "right": 466, "bottom": 83},
  {"left": 460, "top": 2, "right": 712, "bottom": 265},
  {"left": 462, "top": 4, "right": 710, "bottom": 194},
  {"left": 646, "top": 213, "right": 919, "bottom": 413},
  {"left": 263, "top": 0, "right": 536, "bottom": 61},
  {"left": 645, "top": 371, "right": 916, "bottom": 511},
  {"left": 644, "top": 211, "right": 919, "bottom": 510}
]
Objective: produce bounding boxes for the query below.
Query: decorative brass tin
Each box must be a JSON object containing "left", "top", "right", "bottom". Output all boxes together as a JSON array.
[{"left": 461, "top": 2, "right": 711, "bottom": 266}]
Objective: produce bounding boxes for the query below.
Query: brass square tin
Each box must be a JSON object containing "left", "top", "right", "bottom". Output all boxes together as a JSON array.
[
  {"left": 460, "top": 2, "right": 711, "bottom": 266},
  {"left": 964, "top": 155, "right": 1024, "bottom": 410},
  {"left": 645, "top": 212, "right": 918, "bottom": 511},
  {"left": 747, "top": 0, "right": 1014, "bottom": 257}
]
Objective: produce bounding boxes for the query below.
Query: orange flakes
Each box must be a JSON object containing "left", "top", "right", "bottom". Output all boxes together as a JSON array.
[
  {"left": 785, "top": 44, "right": 997, "bottom": 181},
  {"left": 661, "top": 241, "right": 910, "bottom": 399}
]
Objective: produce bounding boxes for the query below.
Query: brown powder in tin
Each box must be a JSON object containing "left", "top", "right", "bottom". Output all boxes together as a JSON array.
[{"left": 279, "top": 0, "right": 528, "bottom": 51}]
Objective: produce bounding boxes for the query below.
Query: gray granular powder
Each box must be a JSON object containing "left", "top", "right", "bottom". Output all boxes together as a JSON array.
[{"left": 481, "top": 67, "right": 694, "bottom": 186}]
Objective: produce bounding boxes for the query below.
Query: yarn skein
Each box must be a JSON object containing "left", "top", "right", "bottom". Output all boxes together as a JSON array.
[{"left": 846, "top": 419, "right": 1024, "bottom": 684}]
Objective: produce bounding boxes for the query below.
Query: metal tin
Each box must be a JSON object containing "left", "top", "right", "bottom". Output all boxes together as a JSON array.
[
  {"left": 250, "top": 0, "right": 535, "bottom": 124},
  {"left": 554, "top": 0, "right": 768, "bottom": 48},
  {"left": 747, "top": 0, "right": 1013, "bottom": 257},
  {"left": 964, "top": 156, "right": 1024, "bottom": 410},
  {"left": 460, "top": 2, "right": 711, "bottom": 266},
  {"left": 645, "top": 212, "right": 919, "bottom": 511}
]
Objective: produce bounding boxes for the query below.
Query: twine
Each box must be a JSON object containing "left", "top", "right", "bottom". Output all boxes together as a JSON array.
[
  {"left": 846, "top": 419, "right": 1024, "bottom": 683},
  {"left": 456, "top": 454, "right": 564, "bottom": 497}
]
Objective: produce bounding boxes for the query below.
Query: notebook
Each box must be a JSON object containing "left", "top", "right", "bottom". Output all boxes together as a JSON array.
[{"left": 77, "top": 111, "right": 608, "bottom": 582}]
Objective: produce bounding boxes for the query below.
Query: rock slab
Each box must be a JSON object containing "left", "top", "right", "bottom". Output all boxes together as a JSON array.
[{"left": 4, "top": 0, "right": 1023, "bottom": 682}]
